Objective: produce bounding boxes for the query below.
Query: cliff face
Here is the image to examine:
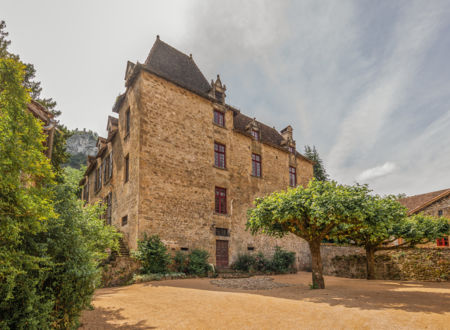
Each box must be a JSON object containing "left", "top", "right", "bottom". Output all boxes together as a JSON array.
[{"left": 66, "top": 130, "right": 98, "bottom": 169}]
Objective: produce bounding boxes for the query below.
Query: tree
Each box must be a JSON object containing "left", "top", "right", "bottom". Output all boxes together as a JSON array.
[
  {"left": 304, "top": 145, "right": 329, "bottom": 181},
  {"left": 43, "top": 167, "right": 120, "bottom": 328},
  {"left": 0, "top": 57, "right": 56, "bottom": 328},
  {"left": 0, "top": 20, "right": 70, "bottom": 177},
  {"left": 336, "top": 196, "right": 450, "bottom": 279},
  {"left": 247, "top": 180, "right": 369, "bottom": 289}
]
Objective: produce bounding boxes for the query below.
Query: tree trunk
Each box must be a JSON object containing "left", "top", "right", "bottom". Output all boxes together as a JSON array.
[
  {"left": 365, "top": 246, "right": 376, "bottom": 280},
  {"left": 308, "top": 240, "right": 325, "bottom": 289}
]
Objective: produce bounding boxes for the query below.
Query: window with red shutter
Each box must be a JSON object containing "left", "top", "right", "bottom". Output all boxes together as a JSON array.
[
  {"left": 252, "top": 154, "right": 261, "bottom": 177},
  {"left": 214, "top": 142, "right": 226, "bottom": 168},
  {"left": 213, "top": 110, "right": 225, "bottom": 127},
  {"left": 215, "top": 187, "right": 227, "bottom": 214}
]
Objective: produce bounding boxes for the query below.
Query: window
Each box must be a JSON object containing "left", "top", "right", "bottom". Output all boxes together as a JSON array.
[
  {"left": 252, "top": 153, "right": 261, "bottom": 177},
  {"left": 215, "top": 227, "right": 229, "bottom": 236},
  {"left": 181, "top": 247, "right": 189, "bottom": 251},
  {"left": 125, "top": 108, "right": 130, "bottom": 137},
  {"left": 247, "top": 246, "right": 255, "bottom": 251},
  {"left": 124, "top": 154, "right": 129, "bottom": 183},
  {"left": 215, "top": 187, "right": 227, "bottom": 214},
  {"left": 289, "top": 146, "right": 295, "bottom": 153},
  {"left": 214, "top": 142, "right": 226, "bottom": 168},
  {"left": 436, "top": 237, "right": 449, "bottom": 247},
  {"left": 102, "top": 152, "right": 113, "bottom": 182},
  {"left": 438, "top": 210, "right": 443, "bottom": 217},
  {"left": 95, "top": 165, "right": 102, "bottom": 191},
  {"left": 213, "top": 110, "right": 225, "bottom": 127},
  {"left": 121, "top": 215, "right": 128, "bottom": 226},
  {"left": 83, "top": 180, "right": 89, "bottom": 202},
  {"left": 251, "top": 129, "right": 260, "bottom": 141},
  {"left": 215, "top": 91, "right": 223, "bottom": 101},
  {"left": 105, "top": 192, "right": 112, "bottom": 225},
  {"left": 289, "top": 166, "right": 297, "bottom": 187}
]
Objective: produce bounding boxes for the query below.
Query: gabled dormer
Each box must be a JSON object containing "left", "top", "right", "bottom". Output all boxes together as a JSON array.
[
  {"left": 107, "top": 116, "right": 119, "bottom": 134},
  {"left": 245, "top": 118, "right": 260, "bottom": 141},
  {"left": 280, "top": 125, "right": 296, "bottom": 153},
  {"left": 125, "top": 61, "right": 135, "bottom": 81},
  {"left": 210, "top": 75, "right": 226, "bottom": 104}
]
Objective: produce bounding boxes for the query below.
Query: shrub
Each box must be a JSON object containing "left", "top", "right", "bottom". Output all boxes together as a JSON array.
[
  {"left": 270, "top": 246, "right": 296, "bottom": 273},
  {"left": 254, "top": 252, "right": 271, "bottom": 272},
  {"left": 187, "top": 249, "right": 211, "bottom": 276},
  {"left": 133, "top": 234, "right": 171, "bottom": 274},
  {"left": 172, "top": 251, "right": 188, "bottom": 273},
  {"left": 231, "top": 248, "right": 296, "bottom": 274},
  {"left": 232, "top": 254, "right": 256, "bottom": 272}
]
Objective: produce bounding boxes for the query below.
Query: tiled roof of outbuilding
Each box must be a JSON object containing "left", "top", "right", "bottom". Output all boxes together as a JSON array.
[
  {"left": 144, "top": 37, "right": 211, "bottom": 95},
  {"left": 399, "top": 188, "right": 450, "bottom": 214}
]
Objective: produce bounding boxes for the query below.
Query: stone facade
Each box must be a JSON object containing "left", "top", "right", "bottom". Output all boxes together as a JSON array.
[{"left": 81, "top": 38, "right": 314, "bottom": 267}]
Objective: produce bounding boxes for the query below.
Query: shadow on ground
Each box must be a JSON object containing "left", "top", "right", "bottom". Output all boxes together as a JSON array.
[
  {"left": 147, "top": 273, "right": 450, "bottom": 314},
  {"left": 80, "top": 306, "right": 154, "bottom": 329}
]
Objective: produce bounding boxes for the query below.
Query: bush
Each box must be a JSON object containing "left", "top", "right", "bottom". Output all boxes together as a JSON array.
[
  {"left": 133, "top": 235, "right": 171, "bottom": 274},
  {"left": 231, "top": 247, "right": 296, "bottom": 274},
  {"left": 232, "top": 254, "right": 256, "bottom": 272},
  {"left": 172, "top": 251, "right": 188, "bottom": 273},
  {"left": 187, "top": 249, "right": 211, "bottom": 276},
  {"left": 270, "top": 246, "right": 296, "bottom": 273}
]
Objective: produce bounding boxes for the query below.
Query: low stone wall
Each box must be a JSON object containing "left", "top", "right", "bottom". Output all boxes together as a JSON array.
[
  {"left": 101, "top": 256, "right": 141, "bottom": 287},
  {"left": 299, "top": 245, "right": 449, "bottom": 281}
]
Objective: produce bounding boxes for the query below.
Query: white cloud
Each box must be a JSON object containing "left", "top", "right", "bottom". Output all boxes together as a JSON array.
[{"left": 357, "top": 162, "right": 397, "bottom": 182}]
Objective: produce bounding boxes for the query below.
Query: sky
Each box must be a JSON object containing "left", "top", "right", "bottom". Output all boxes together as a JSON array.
[{"left": 2, "top": 0, "right": 450, "bottom": 196}]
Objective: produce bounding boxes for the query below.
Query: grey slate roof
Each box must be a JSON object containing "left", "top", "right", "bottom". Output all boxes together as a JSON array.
[{"left": 144, "top": 37, "right": 211, "bottom": 95}]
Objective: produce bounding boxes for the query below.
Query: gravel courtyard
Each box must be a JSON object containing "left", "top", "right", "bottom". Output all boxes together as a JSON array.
[{"left": 80, "top": 272, "right": 450, "bottom": 329}]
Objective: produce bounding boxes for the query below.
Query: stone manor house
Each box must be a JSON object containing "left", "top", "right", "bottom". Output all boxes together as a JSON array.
[{"left": 80, "top": 37, "right": 314, "bottom": 267}]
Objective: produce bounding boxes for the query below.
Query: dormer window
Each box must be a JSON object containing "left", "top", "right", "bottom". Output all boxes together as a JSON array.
[
  {"left": 213, "top": 110, "right": 225, "bottom": 127},
  {"left": 215, "top": 91, "right": 223, "bottom": 101},
  {"left": 289, "top": 146, "right": 295, "bottom": 153},
  {"left": 251, "top": 129, "right": 260, "bottom": 141}
]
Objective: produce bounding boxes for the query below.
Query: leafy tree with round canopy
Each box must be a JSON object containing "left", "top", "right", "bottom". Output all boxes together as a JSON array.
[
  {"left": 247, "top": 180, "right": 370, "bottom": 289},
  {"left": 335, "top": 195, "right": 449, "bottom": 279}
]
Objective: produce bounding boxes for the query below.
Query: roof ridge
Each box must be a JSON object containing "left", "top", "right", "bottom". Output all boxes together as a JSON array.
[{"left": 402, "top": 188, "right": 450, "bottom": 199}]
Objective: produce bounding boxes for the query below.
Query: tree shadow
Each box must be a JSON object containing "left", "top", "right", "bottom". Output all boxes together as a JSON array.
[{"left": 80, "top": 306, "right": 155, "bottom": 329}]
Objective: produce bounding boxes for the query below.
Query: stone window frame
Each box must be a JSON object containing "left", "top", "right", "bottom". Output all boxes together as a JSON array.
[
  {"left": 215, "top": 186, "right": 227, "bottom": 214},
  {"left": 215, "top": 227, "right": 229, "bottom": 237},
  {"left": 214, "top": 142, "right": 226, "bottom": 169},
  {"left": 213, "top": 109, "right": 225, "bottom": 127},
  {"left": 288, "top": 146, "right": 295, "bottom": 153},
  {"left": 289, "top": 166, "right": 297, "bottom": 187},
  {"left": 252, "top": 153, "right": 262, "bottom": 177},
  {"left": 95, "top": 164, "right": 102, "bottom": 192}
]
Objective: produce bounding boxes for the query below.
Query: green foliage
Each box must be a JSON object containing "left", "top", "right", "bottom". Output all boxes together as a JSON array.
[
  {"left": 187, "top": 249, "right": 211, "bottom": 276},
  {"left": 0, "top": 20, "right": 69, "bottom": 176},
  {"left": 134, "top": 234, "right": 171, "bottom": 274},
  {"left": 172, "top": 251, "right": 188, "bottom": 273},
  {"left": 271, "top": 246, "right": 296, "bottom": 273},
  {"left": 232, "top": 254, "right": 257, "bottom": 272},
  {"left": 232, "top": 247, "right": 295, "bottom": 273},
  {"left": 0, "top": 57, "right": 56, "bottom": 329},
  {"left": 304, "top": 145, "right": 329, "bottom": 181},
  {"left": 247, "top": 180, "right": 369, "bottom": 241},
  {"left": 43, "top": 167, "right": 120, "bottom": 328}
]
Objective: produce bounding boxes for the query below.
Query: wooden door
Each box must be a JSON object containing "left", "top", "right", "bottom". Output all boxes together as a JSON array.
[{"left": 216, "top": 240, "right": 229, "bottom": 267}]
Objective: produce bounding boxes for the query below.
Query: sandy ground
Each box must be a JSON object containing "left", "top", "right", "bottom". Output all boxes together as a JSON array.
[{"left": 80, "top": 272, "right": 450, "bottom": 329}]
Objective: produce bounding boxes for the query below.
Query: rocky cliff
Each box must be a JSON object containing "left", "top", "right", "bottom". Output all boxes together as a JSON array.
[{"left": 66, "top": 129, "right": 98, "bottom": 169}]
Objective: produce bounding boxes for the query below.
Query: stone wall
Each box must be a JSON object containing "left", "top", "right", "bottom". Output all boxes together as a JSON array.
[{"left": 304, "top": 245, "right": 450, "bottom": 281}]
